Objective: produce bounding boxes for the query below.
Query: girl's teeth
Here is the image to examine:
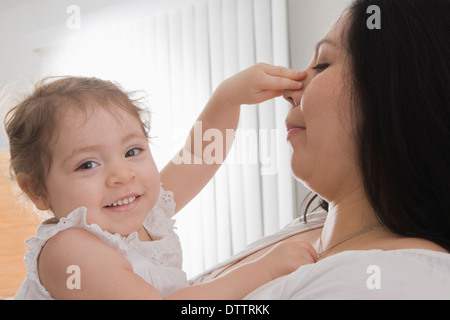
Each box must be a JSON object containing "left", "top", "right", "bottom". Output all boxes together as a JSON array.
[{"left": 108, "top": 196, "right": 137, "bottom": 207}]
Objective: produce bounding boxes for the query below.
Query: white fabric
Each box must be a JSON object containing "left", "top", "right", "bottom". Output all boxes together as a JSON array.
[
  {"left": 246, "top": 249, "right": 450, "bottom": 300},
  {"left": 191, "top": 211, "right": 450, "bottom": 300},
  {"left": 14, "top": 187, "right": 188, "bottom": 300}
]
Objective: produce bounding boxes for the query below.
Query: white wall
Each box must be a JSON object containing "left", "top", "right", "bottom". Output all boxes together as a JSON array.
[
  {"left": 0, "top": 0, "right": 206, "bottom": 150},
  {"left": 0, "top": 0, "right": 352, "bottom": 150},
  {"left": 288, "top": 0, "right": 352, "bottom": 70}
]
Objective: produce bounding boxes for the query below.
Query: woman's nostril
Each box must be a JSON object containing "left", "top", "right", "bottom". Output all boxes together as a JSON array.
[
  {"left": 282, "top": 90, "right": 300, "bottom": 107},
  {"left": 286, "top": 96, "right": 297, "bottom": 107}
]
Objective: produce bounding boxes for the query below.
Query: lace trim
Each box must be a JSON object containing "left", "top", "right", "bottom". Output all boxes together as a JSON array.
[
  {"left": 140, "top": 188, "right": 181, "bottom": 268},
  {"left": 157, "top": 186, "right": 176, "bottom": 217}
]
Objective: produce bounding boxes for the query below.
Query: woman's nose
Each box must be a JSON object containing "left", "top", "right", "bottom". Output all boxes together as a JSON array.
[
  {"left": 106, "top": 162, "right": 136, "bottom": 187},
  {"left": 282, "top": 89, "right": 303, "bottom": 107},
  {"left": 283, "top": 69, "right": 307, "bottom": 107}
]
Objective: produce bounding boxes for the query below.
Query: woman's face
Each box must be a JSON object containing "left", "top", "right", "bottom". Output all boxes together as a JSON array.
[{"left": 284, "top": 15, "right": 361, "bottom": 203}]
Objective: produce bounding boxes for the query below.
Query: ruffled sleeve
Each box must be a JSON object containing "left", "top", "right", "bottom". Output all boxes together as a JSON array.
[
  {"left": 143, "top": 187, "right": 176, "bottom": 240},
  {"left": 19, "top": 207, "right": 93, "bottom": 299},
  {"left": 136, "top": 187, "right": 183, "bottom": 270}
]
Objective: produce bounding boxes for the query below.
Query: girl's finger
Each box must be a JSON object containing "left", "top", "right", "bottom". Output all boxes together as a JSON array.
[
  {"left": 261, "top": 76, "right": 303, "bottom": 91},
  {"left": 264, "top": 64, "right": 306, "bottom": 81}
]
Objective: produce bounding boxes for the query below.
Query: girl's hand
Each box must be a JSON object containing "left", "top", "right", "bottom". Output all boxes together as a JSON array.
[
  {"left": 257, "top": 240, "right": 317, "bottom": 280},
  {"left": 217, "top": 63, "right": 306, "bottom": 106}
]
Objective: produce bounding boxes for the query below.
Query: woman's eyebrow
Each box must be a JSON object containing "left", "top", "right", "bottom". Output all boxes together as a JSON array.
[{"left": 314, "top": 38, "right": 337, "bottom": 57}]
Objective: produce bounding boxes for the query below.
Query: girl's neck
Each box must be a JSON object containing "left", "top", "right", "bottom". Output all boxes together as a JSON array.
[{"left": 137, "top": 226, "right": 153, "bottom": 241}]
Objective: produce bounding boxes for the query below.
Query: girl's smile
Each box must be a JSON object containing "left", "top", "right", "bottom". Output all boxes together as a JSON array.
[
  {"left": 42, "top": 105, "right": 161, "bottom": 236},
  {"left": 105, "top": 194, "right": 141, "bottom": 208}
]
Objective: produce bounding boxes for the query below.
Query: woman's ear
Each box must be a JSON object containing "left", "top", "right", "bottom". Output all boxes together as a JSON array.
[{"left": 16, "top": 173, "right": 51, "bottom": 211}]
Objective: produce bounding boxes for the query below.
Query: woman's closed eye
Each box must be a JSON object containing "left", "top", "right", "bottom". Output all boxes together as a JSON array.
[{"left": 312, "top": 63, "right": 330, "bottom": 74}]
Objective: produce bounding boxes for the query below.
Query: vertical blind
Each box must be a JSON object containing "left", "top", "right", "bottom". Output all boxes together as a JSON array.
[{"left": 36, "top": 0, "right": 305, "bottom": 278}]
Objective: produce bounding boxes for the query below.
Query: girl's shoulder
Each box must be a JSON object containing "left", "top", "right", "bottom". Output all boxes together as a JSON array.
[
  {"left": 40, "top": 227, "right": 128, "bottom": 263},
  {"left": 38, "top": 227, "right": 133, "bottom": 299}
]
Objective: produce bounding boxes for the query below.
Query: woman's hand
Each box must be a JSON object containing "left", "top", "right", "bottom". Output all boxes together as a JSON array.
[
  {"left": 257, "top": 240, "right": 317, "bottom": 280},
  {"left": 216, "top": 63, "right": 306, "bottom": 107}
]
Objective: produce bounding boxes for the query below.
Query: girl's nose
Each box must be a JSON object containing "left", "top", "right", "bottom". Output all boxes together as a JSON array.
[{"left": 106, "top": 163, "right": 136, "bottom": 187}]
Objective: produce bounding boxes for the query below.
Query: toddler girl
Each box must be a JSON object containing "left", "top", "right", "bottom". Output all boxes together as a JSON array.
[{"left": 5, "top": 63, "right": 316, "bottom": 299}]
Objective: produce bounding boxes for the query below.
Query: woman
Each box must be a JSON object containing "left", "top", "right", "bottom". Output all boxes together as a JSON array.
[{"left": 191, "top": 0, "right": 450, "bottom": 299}]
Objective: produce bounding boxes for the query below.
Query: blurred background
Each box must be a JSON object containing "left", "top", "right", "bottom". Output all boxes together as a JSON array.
[{"left": 0, "top": 0, "right": 351, "bottom": 297}]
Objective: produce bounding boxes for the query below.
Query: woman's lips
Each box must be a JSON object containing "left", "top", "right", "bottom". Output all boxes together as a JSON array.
[{"left": 287, "top": 127, "right": 306, "bottom": 140}]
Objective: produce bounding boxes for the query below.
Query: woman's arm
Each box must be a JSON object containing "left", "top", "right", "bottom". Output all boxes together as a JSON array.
[{"left": 160, "top": 63, "right": 305, "bottom": 213}]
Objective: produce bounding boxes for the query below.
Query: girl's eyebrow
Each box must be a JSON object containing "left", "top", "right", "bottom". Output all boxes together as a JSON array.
[
  {"left": 63, "top": 133, "right": 146, "bottom": 164},
  {"left": 121, "top": 132, "right": 148, "bottom": 145},
  {"left": 314, "top": 38, "right": 337, "bottom": 58},
  {"left": 64, "top": 144, "right": 102, "bottom": 164}
]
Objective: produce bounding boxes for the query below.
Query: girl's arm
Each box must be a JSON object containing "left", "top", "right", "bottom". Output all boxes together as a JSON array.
[
  {"left": 39, "top": 228, "right": 316, "bottom": 300},
  {"left": 167, "top": 240, "right": 317, "bottom": 300},
  {"left": 160, "top": 63, "right": 306, "bottom": 213}
]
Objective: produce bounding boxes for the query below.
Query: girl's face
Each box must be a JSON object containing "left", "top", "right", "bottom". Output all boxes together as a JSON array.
[
  {"left": 42, "top": 105, "right": 160, "bottom": 236},
  {"left": 283, "top": 15, "right": 361, "bottom": 204}
]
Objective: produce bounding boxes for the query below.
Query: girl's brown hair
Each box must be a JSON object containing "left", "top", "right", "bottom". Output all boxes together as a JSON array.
[{"left": 4, "top": 76, "right": 150, "bottom": 197}]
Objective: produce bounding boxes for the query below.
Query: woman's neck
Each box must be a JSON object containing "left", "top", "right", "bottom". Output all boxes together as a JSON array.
[{"left": 319, "top": 186, "right": 380, "bottom": 255}]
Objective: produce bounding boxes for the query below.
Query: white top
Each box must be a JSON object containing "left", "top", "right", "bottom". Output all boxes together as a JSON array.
[
  {"left": 15, "top": 187, "right": 188, "bottom": 300},
  {"left": 191, "top": 211, "right": 450, "bottom": 300}
]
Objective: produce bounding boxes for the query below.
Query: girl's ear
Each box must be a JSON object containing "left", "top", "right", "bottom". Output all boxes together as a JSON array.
[{"left": 16, "top": 173, "right": 51, "bottom": 211}]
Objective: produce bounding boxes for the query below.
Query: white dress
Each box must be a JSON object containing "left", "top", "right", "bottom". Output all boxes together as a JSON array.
[
  {"left": 14, "top": 187, "right": 188, "bottom": 300},
  {"left": 191, "top": 211, "right": 450, "bottom": 300}
]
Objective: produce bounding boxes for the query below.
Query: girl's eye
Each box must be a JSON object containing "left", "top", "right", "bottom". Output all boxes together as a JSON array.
[
  {"left": 312, "top": 63, "right": 330, "bottom": 74},
  {"left": 77, "top": 161, "right": 99, "bottom": 171},
  {"left": 125, "top": 147, "right": 143, "bottom": 158}
]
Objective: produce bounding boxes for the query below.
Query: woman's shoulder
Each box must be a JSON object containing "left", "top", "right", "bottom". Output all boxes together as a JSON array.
[
  {"left": 322, "top": 248, "right": 450, "bottom": 272},
  {"left": 380, "top": 236, "right": 449, "bottom": 254},
  {"left": 315, "top": 249, "right": 450, "bottom": 298},
  {"left": 246, "top": 249, "right": 450, "bottom": 300}
]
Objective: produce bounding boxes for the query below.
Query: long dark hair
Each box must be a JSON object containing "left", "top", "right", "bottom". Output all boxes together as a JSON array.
[{"left": 304, "top": 0, "right": 450, "bottom": 252}]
